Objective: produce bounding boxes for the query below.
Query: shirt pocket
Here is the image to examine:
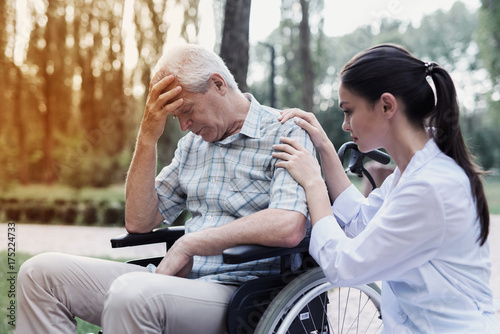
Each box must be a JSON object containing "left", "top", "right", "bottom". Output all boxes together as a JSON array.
[{"left": 225, "top": 179, "right": 270, "bottom": 218}]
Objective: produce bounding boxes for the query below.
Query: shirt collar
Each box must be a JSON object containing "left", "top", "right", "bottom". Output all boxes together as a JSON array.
[
  {"left": 238, "top": 93, "right": 263, "bottom": 139},
  {"left": 215, "top": 94, "right": 263, "bottom": 145},
  {"left": 400, "top": 138, "right": 442, "bottom": 177}
]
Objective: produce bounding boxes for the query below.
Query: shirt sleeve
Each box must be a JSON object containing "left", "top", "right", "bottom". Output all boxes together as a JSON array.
[
  {"left": 268, "top": 122, "right": 315, "bottom": 218},
  {"left": 155, "top": 140, "right": 188, "bottom": 225},
  {"left": 333, "top": 182, "right": 387, "bottom": 237},
  {"left": 309, "top": 179, "right": 446, "bottom": 287}
]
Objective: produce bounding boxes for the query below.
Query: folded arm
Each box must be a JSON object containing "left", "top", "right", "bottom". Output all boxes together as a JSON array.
[{"left": 155, "top": 208, "right": 307, "bottom": 276}]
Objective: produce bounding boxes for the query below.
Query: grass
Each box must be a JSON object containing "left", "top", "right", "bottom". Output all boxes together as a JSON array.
[
  {"left": 350, "top": 174, "right": 500, "bottom": 214},
  {"left": 484, "top": 175, "right": 500, "bottom": 214},
  {"left": 0, "top": 183, "right": 125, "bottom": 203},
  {"left": 0, "top": 252, "right": 102, "bottom": 334},
  {"left": 1, "top": 175, "right": 499, "bottom": 223},
  {"left": 0, "top": 184, "right": 127, "bottom": 226}
]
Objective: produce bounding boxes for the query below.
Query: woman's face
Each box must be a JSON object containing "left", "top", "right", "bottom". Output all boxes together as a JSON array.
[{"left": 338, "top": 84, "right": 387, "bottom": 152}]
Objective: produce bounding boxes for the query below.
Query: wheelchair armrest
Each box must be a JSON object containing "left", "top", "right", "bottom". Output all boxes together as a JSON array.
[
  {"left": 110, "top": 226, "right": 185, "bottom": 248},
  {"left": 222, "top": 237, "right": 310, "bottom": 264}
]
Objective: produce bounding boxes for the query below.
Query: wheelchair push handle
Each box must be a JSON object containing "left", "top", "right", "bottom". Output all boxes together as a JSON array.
[
  {"left": 338, "top": 141, "right": 391, "bottom": 190},
  {"left": 338, "top": 142, "right": 390, "bottom": 166},
  {"left": 364, "top": 148, "right": 391, "bottom": 165}
]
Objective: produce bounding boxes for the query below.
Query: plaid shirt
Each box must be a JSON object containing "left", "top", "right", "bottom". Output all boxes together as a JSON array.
[{"left": 155, "top": 94, "right": 314, "bottom": 284}]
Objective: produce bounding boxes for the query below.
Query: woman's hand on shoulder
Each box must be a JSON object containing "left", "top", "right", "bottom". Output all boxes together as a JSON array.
[
  {"left": 273, "top": 137, "right": 323, "bottom": 191},
  {"left": 278, "top": 108, "right": 331, "bottom": 152}
]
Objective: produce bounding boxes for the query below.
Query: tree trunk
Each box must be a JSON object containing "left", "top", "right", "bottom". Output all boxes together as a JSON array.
[
  {"left": 299, "top": 0, "right": 314, "bottom": 113},
  {"left": 41, "top": 0, "right": 57, "bottom": 184},
  {"left": 13, "top": 66, "right": 29, "bottom": 185},
  {"left": 219, "top": 0, "right": 251, "bottom": 92}
]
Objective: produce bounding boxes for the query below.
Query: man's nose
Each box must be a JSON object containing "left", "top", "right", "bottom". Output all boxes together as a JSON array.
[{"left": 178, "top": 116, "right": 191, "bottom": 132}]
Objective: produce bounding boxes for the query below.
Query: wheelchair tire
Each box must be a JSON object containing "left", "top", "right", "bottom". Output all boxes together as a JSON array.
[{"left": 254, "top": 267, "right": 382, "bottom": 334}]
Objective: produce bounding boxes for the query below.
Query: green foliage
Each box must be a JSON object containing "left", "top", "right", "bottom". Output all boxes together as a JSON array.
[
  {"left": 484, "top": 176, "right": 500, "bottom": 214},
  {"left": 477, "top": 0, "right": 500, "bottom": 124},
  {"left": 468, "top": 125, "right": 500, "bottom": 171},
  {"left": 250, "top": 1, "right": 499, "bottom": 171},
  {"left": 0, "top": 0, "right": 198, "bottom": 188},
  {"left": 2, "top": 0, "right": 500, "bottom": 189},
  {"left": 1, "top": 184, "right": 125, "bottom": 203},
  {"left": 477, "top": 0, "right": 500, "bottom": 85},
  {"left": 0, "top": 184, "right": 126, "bottom": 226}
]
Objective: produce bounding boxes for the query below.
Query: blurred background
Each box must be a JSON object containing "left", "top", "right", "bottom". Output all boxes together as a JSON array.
[{"left": 1, "top": 0, "right": 500, "bottom": 227}]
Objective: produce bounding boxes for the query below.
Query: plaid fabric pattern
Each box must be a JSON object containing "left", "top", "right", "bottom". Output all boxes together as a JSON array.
[{"left": 155, "top": 94, "right": 314, "bottom": 284}]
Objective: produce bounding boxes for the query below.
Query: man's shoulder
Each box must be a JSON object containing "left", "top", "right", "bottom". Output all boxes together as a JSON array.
[{"left": 257, "top": 105, "right": 301, "bottom": 133}]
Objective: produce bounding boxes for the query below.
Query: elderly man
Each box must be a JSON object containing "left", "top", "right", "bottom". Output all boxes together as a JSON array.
[{"left": 18, "top": 44, "right": 314, "bottom": 333}]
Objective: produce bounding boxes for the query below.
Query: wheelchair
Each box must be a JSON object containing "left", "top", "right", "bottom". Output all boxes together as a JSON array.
[{"left": 110, "top": 142, "right": 390, "bottom": 334}]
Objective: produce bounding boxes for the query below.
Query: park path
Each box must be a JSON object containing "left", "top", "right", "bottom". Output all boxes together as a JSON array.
[
  {"left": 2, "top": 216, "right": 500, "bottom": 321},
  {"left": 4, "top": 222, "right": 166, "bottom": 260}
]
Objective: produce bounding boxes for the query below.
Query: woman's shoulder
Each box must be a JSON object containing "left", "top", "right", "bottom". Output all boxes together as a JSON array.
[{"left": 413, "top": 152, "right": 472, "bottom": 199}]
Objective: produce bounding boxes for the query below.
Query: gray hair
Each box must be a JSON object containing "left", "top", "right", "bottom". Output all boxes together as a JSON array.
[{"left": 155, "top": 44, "right": 240, "bottom": 93}]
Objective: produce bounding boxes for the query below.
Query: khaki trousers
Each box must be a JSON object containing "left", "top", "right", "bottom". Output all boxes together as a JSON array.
[{"left": 17, "top": 252, "right": 237, "bottom": 334}]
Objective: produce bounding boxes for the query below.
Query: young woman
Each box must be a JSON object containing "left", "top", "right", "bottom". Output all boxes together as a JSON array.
[{"left": 273, "top": 44, "right": 500, "bottom": 333}]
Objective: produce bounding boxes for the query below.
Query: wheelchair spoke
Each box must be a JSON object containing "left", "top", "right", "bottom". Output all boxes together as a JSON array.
[
  {"left": 254, "top": 268, "right": 383, "bottom": 334},
  {"left": 343, "top": 290, "right": 374, "bottom": 333},
  {"left": 318, "top": 292, "right": 331, "bottom": 333},
  {"left": 329, "top": 287, "right": 383, "bottom": 334},
  {"left": 341, "top": 287, "right": 352, "bottom": 333}
]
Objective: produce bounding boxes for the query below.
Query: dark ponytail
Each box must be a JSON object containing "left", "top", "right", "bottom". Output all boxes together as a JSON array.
[
  {"left": 428, "top": 63, "right": 489, "bottom": 245},
  {"left": 341, "top": 44, "right": 490, "bottom": 245}
]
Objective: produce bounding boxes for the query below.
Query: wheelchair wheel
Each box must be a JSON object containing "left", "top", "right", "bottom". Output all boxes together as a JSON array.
[{"left": 254, "top": 267, "right": 382, "bottom": 334}]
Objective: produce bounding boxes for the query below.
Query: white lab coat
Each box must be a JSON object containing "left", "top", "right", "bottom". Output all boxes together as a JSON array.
[{"left": 310, "top": 139, "right": 500, "bottom": 333}]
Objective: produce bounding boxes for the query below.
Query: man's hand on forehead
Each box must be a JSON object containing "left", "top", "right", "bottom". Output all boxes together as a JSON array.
[
  {"left": 152, "top": 70, "right": 183, "bottom": 103},
  {"left": 148, "top": 70, "right": 184, "bottom": 118},
  {"left": 151, "top": 68, "right": 170, "bottom": 86}
]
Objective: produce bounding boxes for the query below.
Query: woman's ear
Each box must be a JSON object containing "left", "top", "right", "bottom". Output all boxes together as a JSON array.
[
  {"left": 210, "top": 73, "right": 227, "bottom": 95},
  {"left": 380, "top": 92, "right": 398, "bottom": 119}
]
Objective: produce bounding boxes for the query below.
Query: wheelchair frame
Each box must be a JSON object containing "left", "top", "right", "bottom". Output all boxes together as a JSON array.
[
  {"left": 110, "top": 226, "right": 383, "bottom": 333},
  {"left": 109, "top": 142, "right": 389, "bottom": 333}
]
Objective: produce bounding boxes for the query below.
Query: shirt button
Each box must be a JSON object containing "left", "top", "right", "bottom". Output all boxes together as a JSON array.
[
  {"left": 397, "top": 312, "right": 408, "bottom": 323},
  {"left": 207, "top": 215, "right": 213, "bottom": 220},
  {"left": 211, "top": 178, "right": 216, "bottom": 184}
]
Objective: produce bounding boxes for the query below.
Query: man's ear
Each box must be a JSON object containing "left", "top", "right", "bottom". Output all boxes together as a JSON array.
[
  {"left": 210, "top": 73, "right": 227, "bottom": 95},
  {"left": 380, "top": 92, "right": 397, "bottom": 119}
]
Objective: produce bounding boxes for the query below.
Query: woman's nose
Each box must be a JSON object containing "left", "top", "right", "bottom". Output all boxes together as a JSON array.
[{"left": 342, "top": 118, "right": 350, "bottom": 132}]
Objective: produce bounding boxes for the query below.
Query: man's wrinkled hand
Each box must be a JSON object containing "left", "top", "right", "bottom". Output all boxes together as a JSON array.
[
  {"left": 139, "top": 70, "right": 184, "bottom": 144},
  {"left": 155, "top": 236, "right": 194, "bottom": 278}
]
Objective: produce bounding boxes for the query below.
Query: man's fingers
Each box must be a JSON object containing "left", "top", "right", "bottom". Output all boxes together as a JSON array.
[
  {"left": 151, "top": 73, "right": 175, "bottom": 92},
  {"left": 162, "top": 98, "right": 183, "bottom": 115},
  {"left": 150, "top": 69, "right": 168, "bottom": 86},
  {"left": 157, "top": 85, "right": 182, "bottom": 107},
  {"left": 149, "top": 73, "right": 180, "bottom": 106}
]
